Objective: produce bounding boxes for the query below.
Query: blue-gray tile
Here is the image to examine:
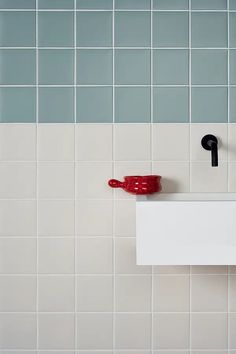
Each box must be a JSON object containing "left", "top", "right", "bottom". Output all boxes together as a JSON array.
[
  {"left": 153, "top": 0, "right": 188, "bottom": 9},
  {"left": 191, "top": 0, "right": 227, "bottom": 9},
  {"left": 39, "top": 0, "right": 74, "bottom": 8},
  {"left": 39, "top": 88, "right": 74, "bottom": 123},
  {"left": 230, "top": 13, "right": 236, "bottom": 48},
  {"left": 77, "top": 49, "right": 112, "bottom": 85},
  {"left": 0, "top": 0, "right": 35, "bottom": 8},
  {"left": 115, "top": 0, "right": 150, "bottom": 9},
  {"left": 77, "top": 87, "right": 112, "bottom": 123},
  {"left": 153, "top": 49, "right": 188, "bottom": 85},
  {"left": 0, "top": 88, "right": 36, "bottom": 123},
  {"left": 153, "top": 12, "right": 188, "bottom": 48},
  {"left": 38, "top": 12, "right": 74, "bottom": 47},
  {"left": 77, "top": 0, "right": 112, "bottom": 8},
  {"left": 76, "top": 12, "right": 112, "bottom": 47},
  {"left": 230, "top": 50, "right": 236, "bottom": 85},
  {"left": 115, "top": 12, "right": 151, "bottom": 47},
  {"left": 192, "top": 13, "right": 227, "bottom": 48},
  {"left": 38, "top": 49, "right": 74, "bottom": 85},
  {"left": 191, "top": 49, "right": 227, "bottom": 85},
  {"left": 153, "top": 87, "right": 189, "bottom": 123},
  {"left": 229, "top": 0, "right": 236, "bottom": 9},
  {"left": 115, "top": 49, "right": 150, "bottom": 85},
  {"left": 0, "top": 49, "right": 36, "bottom": 85},
  {"left": 0, "top": 12, "right": 35, "bottom": 47},
  {"left": 230, "top": 88, "right": 236, "bottom": 122},
  {"left": 192, "top": 87, "right": 228, "bottom": 123}
]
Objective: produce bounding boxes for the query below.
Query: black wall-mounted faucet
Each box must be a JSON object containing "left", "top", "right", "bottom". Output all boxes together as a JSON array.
[{"left": 201, "top": 134, "right": 218, "bottom": 167}]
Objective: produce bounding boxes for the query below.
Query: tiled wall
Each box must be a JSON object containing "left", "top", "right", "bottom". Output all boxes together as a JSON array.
[{"left": 1, "top": 0, "right": 236, "bottom": 353}]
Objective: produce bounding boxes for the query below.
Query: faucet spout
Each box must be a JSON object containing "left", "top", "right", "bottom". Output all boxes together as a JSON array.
[{"left": 201, "top": 134, "right": 218, "bottom": 167}]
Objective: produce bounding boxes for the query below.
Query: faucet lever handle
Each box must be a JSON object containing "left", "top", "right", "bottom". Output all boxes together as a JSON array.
[{"left": 201, "top": 134, "right": 218, "bottom": 167}]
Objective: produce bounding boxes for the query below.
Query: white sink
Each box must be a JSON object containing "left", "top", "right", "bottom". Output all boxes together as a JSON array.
[{"left": 136, "top": 193, "right": 236, "bottom": 265}]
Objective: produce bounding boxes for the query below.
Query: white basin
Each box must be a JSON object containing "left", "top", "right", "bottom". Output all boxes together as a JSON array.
[{"left": 136, "top": 193, "right": 236, "bottom": 265}]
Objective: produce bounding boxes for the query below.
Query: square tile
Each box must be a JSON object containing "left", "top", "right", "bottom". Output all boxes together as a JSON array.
[
  {"left": 153, "top": 12, "right": 189, "bottom": 47},
  {"left": 77, "top": 313, "right": 113, "bottom": 350},
  {"left": 77, "top": 49, "right": 112, "bottom": 84},
  {"left": 229, "top": 275, "right": 236, "bottom": 311},
  {"left": 38, "top": 49, "right": 74, "bottom": 85},
  {"left": 115, "top": 0, "right": 150, "bottom": 8},
  {"left": 115, "top": 87, "right": 150, "bottom": 123},
  {"left": 38, "top": 238, "right": 74, "bottom": 274},
  {"left": 0, "top": 88, "right": 36, "bottom": 123},
  {"left": 191, "top": 13, "right": 227, "bottom": 48},
  {"left": 0, "top": 0, "right": 36, "bottom": 8},
  {"left": 38, "top": 88, "right": 74, "bottom": 123},
  {"left": 230, "top": 87, "right": 236, "bottom": 122},
  {"left": 153, "top": 275, "right": 190, "bottom": 312},
  {"left": 191, "top": 87, "right": 228, "bottom": 123},
  {"left": 77, "top": 276, "right": 113, "bottom": 311},
  {"left": 38, "top": 276, "right": 74, "bottom": 312},
  {"left": 229, "top": 162, "right": 236, "bottom": 191},
  {"left": 114, "top": 200, "right": 136, "bottom": 236},
  {"left": 76, "top": 200, "right": 113, "bottom": 236},
  {"left": 230, "top": 313, "right": 236, "bottom": 348},
  {"left": 191, "top": 265, "right": 227, "bottom": 274},
  {"left": 75, "top": 124, "right": 112, "bottom": 161},
  {"left": 191, "top": 162, "right": 228, "bottom": 192},
  {"left": 230, "top": 0, "right": 236, "bottom": 9},
  {"left": 77, "top": 12, "right": 112, "bottom": 46},
  {"left": 77, "top": 0, "right": 113, "bottom": 8},
  {"left": 115, "top": 313, "right": 151, "bottom": 349},
  {"left": 77, "top": 238, "right": 112, "bottom": 274},
  {"left": 153, "top": 49, "right": 188, "bottom": 85},
  {"left": 38, "top": 314, "right": 74, "bottom": 350},
  {"left": 153, "top": 314, "right": 189, "bottom": 349},
  {"left": 115, "top": 49, "right": 150, "bottom": 85},
  {"left": 153, "top": 87, "right": 189, "bottom": 123},
  {"left": 38, "top": 200, "right": 74, "bottom": 236},
  {"left": 230, "top": 13, "right": 236, "bottom": 47},
  {"left": 39, "top": 0, "right": 74, "bottom": 8},
  {"left": 153, "top": 0, "right": 188, "bottom": 9},
  {"left": 115, "top": 275, "right": 152, "bottom": 312},
  {"left": 192, "top": 49, "right": 227, "bottom": 85},
  {"left": 76, "top": 87, "right": 112, "bottom": 123},
  {"left": 0, "top": 12, "right": 35, "bottom": 46},
  {"left": 230, "top": 50, "right": 236, "bottom": 84},
  {"left": 114, "top": 124, "right": 151, "bottom": 161},
  {"left": 38, "top": 124, "right": 74, "bottom": 161},
  {"left": 115, "top": 12, "right": 151, "bottom": 47},
  {"left": 152, "top": 124, "right": 189, "bottom": 160},
  {"left": 0, "top": 49, "right": 35, "bottom": 85},
  {"left": 154, "top": 266, "right": 190, "bottom": 274},
  {"left": 191, "top": 314, "right": 228, "bottom": 349},
  {"left": 191, "top": 275, "right": 228, "bottom": 312},
  {"left": 38, "top": 12, "right": 73, "bottom": 47},
  {"left": 191, "top": 0, "right": 227, "bottom": 9}
]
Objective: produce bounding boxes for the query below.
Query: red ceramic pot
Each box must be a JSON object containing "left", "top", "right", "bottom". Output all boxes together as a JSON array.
[{"left": 108, "top": 175, "right": 162, "bottom": 195}]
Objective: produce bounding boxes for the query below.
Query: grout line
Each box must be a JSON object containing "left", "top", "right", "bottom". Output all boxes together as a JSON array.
[
  {"left": 1, "top": 8, "right": 236, "bottom": 12},
  {"left": 189, "top": 2, "right": 192, "bottom": 354}
]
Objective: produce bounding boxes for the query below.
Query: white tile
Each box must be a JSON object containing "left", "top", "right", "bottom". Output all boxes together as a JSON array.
[
  {"left": 38, "top": 124, "right": 74, "bottom": 161},
  {"left": 115, "top": 275, "right": 152, "bottom": 312},
  {"left": 0, "top": 314, "right": 36, "bottom": 349},
  {"left": 38, "top": 238, "right": 74, "bottom": 274},
  {"left": 229, "top": 275, "right": 236, "bottom": 311},
  {"left": 191, "top": 313, "right": 228, "bottom": 349},
  {"left": 191, "top": 265, "right": 227, "bottom": 274},
  {"left": 153, "top": 275, "right": 190, "bottom": 312},
  {"left": 230, "top": 313, "right": 236, "bottom": 348},
  {"left": 115, "top": 352, "right": 151, "bottom": 354},
  {"left": 77, "top": 313, "right": 113, "bottom": 350},
  {"left": 38, "top": 314, "right": 74, "bottom": 350},
  {"left": 115, "top": 200, "right": 136, "bottom": 237},
  {"left": 0, "top": 162, "right": 36, "bottom": 198},
  {"left": 76, "top": 200, "right": 112, "bottom": 236},
  {"left": 77, "top": 275, "right": 113, "bottom": 312},
  {"left": 0, "top": 200, "right": 36, "bottom": 236},
  {"left": 38, "top": 276, "right": 75, "bottom": 312},
  {"left": 76, "top": 124, "right": 112, "bottom": 161},
  {"left": 154, "top": 313, "right": 189, "bottom": 349},
  {"left": 115, "top": 313, "right": 151, "bottom": 350},
  {"left": 191, "top": 124, "right": 227, "bottom": 161},
  {"left": 191, "top": 161, "right": 228, "bottom": 192},
  {"left": 0, "top": 238, "right": 36, "bottom": 274},
  {"left": 76, "top": 162, "right": 112, "bottom": 199},
  {"left": 153, "top": 124, "right": 189, "bottom": 161},
  {"left": 0, "top": 276, "right": 36, "bottom": 312},
  {"left": 191, "top": 275, "right": 228, "bottom": 312},
  {"left": 0, "top": 124, "right": 36, "bottom": 161},
  {"left": 229, "top": 162, "right": 236, "bottom": 192},
  {"left": 38, "top": 200, "right": 74, "bottom": 236},
  {"left": 114, "top": 124, "right": 151, "bottom": 161},
  {"left": 228, "top": 124, "right": 236, "bottom": 161},
  {"left": 115, "top": 238, "right": 151, "bottom": 274},
  {"left": 38, "top": 162, "right": 74, "bottom": 199},
  {"left": 153, "top": 161, "right": 190, "bottom": 192},
  {"left": 77, "top": 238, "right": 112, "bottom": 274},
  {"left": 154, "top": 266, "right": 190, "bottom": 274}
]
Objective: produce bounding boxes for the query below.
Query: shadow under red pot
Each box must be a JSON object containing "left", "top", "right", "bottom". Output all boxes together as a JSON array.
[{"left": 108, "top": 175, "right": 162, "bottom": 195}]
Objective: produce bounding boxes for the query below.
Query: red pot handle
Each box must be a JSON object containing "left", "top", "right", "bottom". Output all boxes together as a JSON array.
[{"left": 108, "top": 179, "right": 124, "bottom": 189}]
